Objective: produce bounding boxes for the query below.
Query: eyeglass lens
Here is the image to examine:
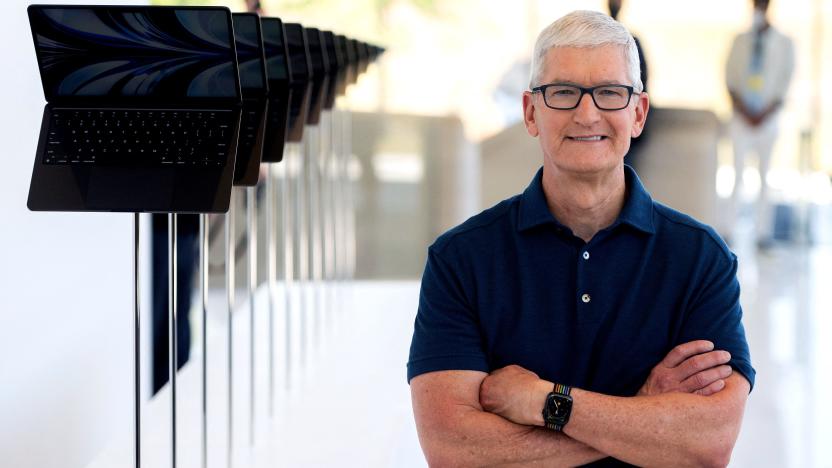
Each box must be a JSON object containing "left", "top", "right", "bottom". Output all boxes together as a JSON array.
[{"left": 543, "top": 85, "right": 631, "bottom": 110}]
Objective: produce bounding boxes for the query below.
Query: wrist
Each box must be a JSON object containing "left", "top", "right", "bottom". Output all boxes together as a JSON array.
[{"left": 529, "top": 379, "right": 553, "bottom": 426}]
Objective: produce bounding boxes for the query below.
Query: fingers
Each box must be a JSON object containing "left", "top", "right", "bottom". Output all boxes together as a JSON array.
[
  {"left": 694, "top": 378, "right": 726, "bottom": 396},
  {"left": 680, "top": 364, "right": 733, "bottom": 393},
  {"left": 676, "top": 350, "right": 732, "bottom": 381},
  {"left": 661, "top": 340, "right": 715, "bottom": 367}
]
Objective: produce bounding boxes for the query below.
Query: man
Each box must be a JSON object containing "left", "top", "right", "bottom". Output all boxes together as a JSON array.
[
  {"left": 725, "top": 0, "right": 794, "bottom": 248},
  {"left": 408, "top": 10, "right": 754, "bottom": 467}
]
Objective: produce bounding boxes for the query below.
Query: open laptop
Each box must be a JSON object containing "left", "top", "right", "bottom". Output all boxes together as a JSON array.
[
  {"left": 231, "top": 12, "right": 269, "bottom": 186},
  {"left": 335, "top": 34, "right": 356, "bottom": 94},
  {"left": 284, "top": 23, "right": 313, "bottom": 143},
  {"left": 27, "top": 5, "right": 242, "bottom": 213},
  {"left": 304, "top": 28, "right": 329, "bottom": 126},
  {"left": 260, "top": 17, "right": 291, "bottom": 163},
  {"left": 321, "top": 31, "right": 345, "bottom": 111}
]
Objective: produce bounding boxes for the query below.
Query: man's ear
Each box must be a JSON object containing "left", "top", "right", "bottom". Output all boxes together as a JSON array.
[
  {"left": 523, "top": 91, "right": 539, "bottom": 137},
  {"left": 631, "top": 91, "right": 650, "bottom": 138}
]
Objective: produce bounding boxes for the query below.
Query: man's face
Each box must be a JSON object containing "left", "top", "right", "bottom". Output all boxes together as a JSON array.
[{"left": 523, "top": 45, "right": 648, "bottom": 177}]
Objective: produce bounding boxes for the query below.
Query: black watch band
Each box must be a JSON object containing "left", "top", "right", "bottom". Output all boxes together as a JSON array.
[{"left": 542, "top": 382, "right": 573, "bottom": 431}]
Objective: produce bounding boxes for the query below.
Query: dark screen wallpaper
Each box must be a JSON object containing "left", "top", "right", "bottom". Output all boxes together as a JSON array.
[
  {"left": 232, "top": 14, "right": 266, "bottom": 92},
  {"left": 261, "top": 18, "right": 289, "bottom": 82},
  {"left": 29, "top": 7, "right": 239, "bottom": 100}
]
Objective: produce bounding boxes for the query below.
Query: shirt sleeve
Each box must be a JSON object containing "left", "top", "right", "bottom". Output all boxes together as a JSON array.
[
  {"left": 407, "top": 245, "right": 489, "bottom": 383},
  {"left": 677, "top": 248, "right": 756, "bottom": 391}
]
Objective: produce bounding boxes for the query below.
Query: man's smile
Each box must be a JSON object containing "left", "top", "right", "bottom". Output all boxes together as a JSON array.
[{"left": 566, "top": 135, "right": 608, "bottom": 142}]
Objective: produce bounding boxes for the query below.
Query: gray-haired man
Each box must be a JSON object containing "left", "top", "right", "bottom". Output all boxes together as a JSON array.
[{"left": 409, "top": 10, "right": 752, "bottom": 467}]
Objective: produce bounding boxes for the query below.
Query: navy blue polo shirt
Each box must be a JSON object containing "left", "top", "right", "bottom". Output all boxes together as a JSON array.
[{"left": 407, "top": 166, "right": 755, "bottom": 398}]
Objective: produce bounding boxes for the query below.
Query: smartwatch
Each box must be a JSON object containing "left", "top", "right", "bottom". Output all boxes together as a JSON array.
[{"left": 542, "top": 382, "right": 573, "bottom": 431}]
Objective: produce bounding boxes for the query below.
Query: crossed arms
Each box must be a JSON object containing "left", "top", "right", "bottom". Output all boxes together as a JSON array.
[{"left": 411, "top": 340, "right": 749, "bottom": 467}]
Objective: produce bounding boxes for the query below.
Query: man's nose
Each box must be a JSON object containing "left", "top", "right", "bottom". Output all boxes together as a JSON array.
[{"left": 572, "top": 92, "right": 601, "bottom": 126}]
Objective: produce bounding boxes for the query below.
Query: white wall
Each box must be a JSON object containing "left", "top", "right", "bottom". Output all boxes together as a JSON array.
[{"left": 0, "top": 1, "right": 147, "bottom": 467}]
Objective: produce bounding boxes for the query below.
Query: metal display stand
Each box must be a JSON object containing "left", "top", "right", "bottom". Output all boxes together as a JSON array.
[
  {"left": 246, "top": 186, "right": 257, "bottom": 445},
  {"left": 199, "top": 213, "right": 209, "bottom": 468},
  {"left": 295, "top": 140, "right": 309, "bottom": 370},
  {"left": 342, "top": 110, "right": 355, "bottom": 279},
  {"left": 305, "top": 126, "right": 321, "bottom": 354},
  {"left": 266, "top": 165, "right": 277, "bottom": 415},
  {"left": 225, "top": 191, "right": 236, "bottom": 468},
  {"left": 168, "top": 214, "right": 179, "bottom": 468},
  {"left": 133, "top": 214, "right": 141, "bottom": 468},
  {"left": 281, "top": 154, "right": 294, "bottom": 389}
]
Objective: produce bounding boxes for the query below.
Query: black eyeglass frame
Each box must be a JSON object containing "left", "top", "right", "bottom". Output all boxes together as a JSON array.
[{"left": 530, "top": 83, "right": 639, "bottom": 111}]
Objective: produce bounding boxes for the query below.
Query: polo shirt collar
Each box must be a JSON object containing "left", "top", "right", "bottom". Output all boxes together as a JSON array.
[{"left": 517, "top": 165, "right": 655, "bottom": 235}]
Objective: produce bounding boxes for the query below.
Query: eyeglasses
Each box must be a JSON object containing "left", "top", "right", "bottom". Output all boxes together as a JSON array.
[{"left": 531, "top": 84, "right": 638, "bottom": 111}]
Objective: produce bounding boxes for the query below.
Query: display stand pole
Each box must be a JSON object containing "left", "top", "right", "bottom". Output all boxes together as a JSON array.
[
  {"left": 319, "top": 112, "right": 332, "bottom": 333},
  {"left": 343, "top": 110, "right": 355, "bottom": 279},
  {"left": 168, "top": 213, "right": 178, "bottom": 468},
  {"left": 330, "top": 110, "right": 341, "bottom": 285},
  {"left": 294, "top": 142, "right": 308, "bottom": 369},
  {"left": 267, "top": 165, "right": 277, "bottom": 416},
  {"left": 133, "top": 213, "right": 141, "bottom": 468},
  {"left": 337, "top": 110, "right": 347, "bottom": 282},
  {"left": 281, "top": 153, "right": 294, "bottom": 389},
  {"left": 225, "top": 193, "right": 235, "bottom": 468},
  {"left": 246, "top": 186, "right": 257, "bottom": 446},
  {"left": 304, "top": 127, "right": 319, "bottom": 355},
  {"left": 199, "top": 214, "right": 208, "bottom": 468}
]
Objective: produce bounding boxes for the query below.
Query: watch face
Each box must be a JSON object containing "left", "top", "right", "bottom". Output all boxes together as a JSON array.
[
  {"left": 546, "top": 393, "right": 573, "bottom": 423},
  {"left": 552, "top": 395, "right": 571, "bottom": 417}
]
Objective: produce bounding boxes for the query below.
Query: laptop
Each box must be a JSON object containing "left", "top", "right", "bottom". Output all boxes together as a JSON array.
[
  {"left": 26, "top": 5, "right": 242, "bottom": 213},
  {"left": 260, "top": 17, "right": 291, "bottom": 163},
  {"left": 231, "top": 12, "right": 269, "bottom": 186},
  {"left": 304, "top": 28, "right": 329, "bottom": 126},
  {"left": 335, "top": 34, "right": 356, "bottom": 93},
  {"left": 321, "top": 31, "right": 345, "bottom": 111},
  {"left": 284, "top": 23, "right": 313, "bottom": 143}
]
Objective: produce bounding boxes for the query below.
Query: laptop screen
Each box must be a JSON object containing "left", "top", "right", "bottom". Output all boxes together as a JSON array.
[
  {"left": 261, "top": 18, "right": 289, "bottom": 83},
  {"left": 284, "top": 23, "right": 310, "bottom": 82},
  {"left": 232, "top": 13, "right": 267, "bottom": 95},
  {"left": 28, "top": 6, "right": 241, "bottom": 103},
  {"left": 305, "top": 28, "right": 328, "bottom": 77}
]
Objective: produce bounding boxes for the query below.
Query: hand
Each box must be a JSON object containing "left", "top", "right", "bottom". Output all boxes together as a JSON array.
[
  {"left": 638, "top": 340, "right": 733, "bottom": 397},
  {"left": 741, "top": 110, "right": 765, "bottom": 127},
  {"left": 480, "top": 365, "right": 551, "bottom": 427}
]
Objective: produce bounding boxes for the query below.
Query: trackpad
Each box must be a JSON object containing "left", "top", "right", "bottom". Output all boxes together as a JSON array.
[{"left": 86, "top": 168, "right": 174, "bottom": 212}]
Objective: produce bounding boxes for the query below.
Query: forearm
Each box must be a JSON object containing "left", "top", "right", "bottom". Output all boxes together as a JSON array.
[
  {"left": 418, "top": 406, "right": 604, "bottom": 467},
  {"left": 564, "top": 377, "right": 747, "bottom": 467}
]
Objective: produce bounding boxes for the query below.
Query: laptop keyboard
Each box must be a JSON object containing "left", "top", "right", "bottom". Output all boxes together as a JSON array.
[
  {"left": 44, "top": 109, "right": 235, "bottom": 167},
  {"left": 236, "top": 108, "right": 261, "bottom": 161}
]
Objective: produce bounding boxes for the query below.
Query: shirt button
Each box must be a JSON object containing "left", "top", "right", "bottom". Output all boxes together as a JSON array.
[
  {"left": 581, "top": 293, "right": 591, "bottom": 303},
  {"left": 582, "top": 251, "right": 590, "bottom": 260}
]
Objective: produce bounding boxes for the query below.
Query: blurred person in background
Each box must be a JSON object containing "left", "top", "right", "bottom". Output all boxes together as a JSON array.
[
  {"left": 409, "top": 10, "right": 752, "bottom": 467},
  {"left": 725, "top": 0, "right": 794, "bottom": 249}
]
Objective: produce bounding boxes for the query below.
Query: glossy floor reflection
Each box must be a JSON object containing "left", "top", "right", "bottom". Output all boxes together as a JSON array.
[{"left": 729, "top": 219, "right": 832, "bottom": 467}]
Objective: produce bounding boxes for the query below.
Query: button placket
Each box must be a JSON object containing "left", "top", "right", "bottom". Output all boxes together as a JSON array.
[{"left": 576, "top": 247, "right": 592, "bottom": 312}]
